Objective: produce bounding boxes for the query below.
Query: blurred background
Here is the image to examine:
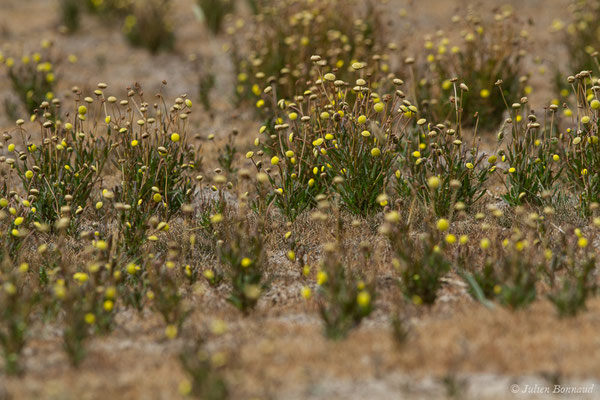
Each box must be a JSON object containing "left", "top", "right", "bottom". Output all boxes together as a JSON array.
[{"left": 0, "top": 0, "right": 567, "bottom": 132}]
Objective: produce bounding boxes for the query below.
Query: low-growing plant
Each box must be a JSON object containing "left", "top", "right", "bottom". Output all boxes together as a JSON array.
[
  {"left": 309, "top": 198, "right": 375, "bottom": 339},
  {"left": 1, "top": 42, "right": 59, "bottom": 117},
  {"left": 560, "top": 72, "right": 600, "bottom": 214},
  {"left": 412, "top": 6, "right": 528, "bottom": 129},
  {"left": 211, "top": 176, "right": 267, "bottom": 314},
  {"left": 217, "top": 130, "right": 239, "bottom": 177},
  {"left": 0, "top": 256, "right": 40, "bottom": 375},
  {"left": 109, "top": 84, "right": 198, "bottom": 257},
  {"left": 60, "top": 0, "right": 82, "bottom": 33},
  {"left": 10, "top": 89, "right": 113, "bottom": 229},
  {"left": 251, "top": 63, "right": 410, "bottom": 218},
  {"left": 195, "top": 0, "right": 235, "bottom": 35},
  {"left": 550, "top": 0, "right": 600, "bottom": 92},
  {"left": 179, "top": 341, "right": 229, "bottom": 400},
  {"left": 86, "top": 0, "right": 130, "bottom": 15},
  {"left": 548, "top": 256, "right": 597, "bottom": 317},
  {"left": 396, "top": 85, "right": 491, "bottom": 217},
  {"left": 547, "top": 229, "right": 598, "bottom": 317},
  {"left": 123, "top": 0, "right": 175, "bottom": 53},
  {"left": 58, "top": 238, "right": 120, "bottom": 366},
  {"left": 146, "top": 245, "right": 192, "bottom": 339},
  {"left": 380, "top": 211, "right": 451, "bottom": 306},
  {"left": 0, "top": 194, "right": 33, "bottom": 262},
  {"left": 458, "top": 211, "right": 540, "bottom": 309},
  {"left": 227, "top": 0, "right": 389, "bottom": 109},
  {"left": 496, "top": 95, "right": 563, "bottom": 207}
]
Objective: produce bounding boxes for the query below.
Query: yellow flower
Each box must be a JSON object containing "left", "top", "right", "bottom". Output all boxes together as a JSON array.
[
  {"left": 73, "top": 272, "right": 89, "bottom": 283},
  {"left": 427, "top": 176, "right": 440, "bottom": 189},
  {"left": 171, "top": 133, "right": 180, "bottom": 142},
  {"left": 301, "top": 286, "right": 311, "bottom": 300},
  {"left": 14, "top": 217, "right": 24, "bottom": 226},
  {"left": 104, "top": 300, "right": 114, "bottom": 312},
  {"left": 241, "top": 257, "right": 252, "bottom": 268},
  {"left": 302, "top": 265, "right": 311, "bottom": 276},
  {"left": 317, "top": 270, "right": 328, "bottom": 286},
  {"left": 578, "top": 237, "right": 588, "bottom": 248},
  {"left": 165, "top": 324, "right": 178, "bottom": 339},
  {"left": 3, "top": 282, "right": 17, "bottom": 295},
  {"left": 178, "top": 380, "right": 192, "bottom": 396},
  {"left": 287, "top": 250, "right": 295, "bottom": 261},
  {"left": 131, "top": 140, "right": 139, "bottom": 147},
  {"left": 85, "top": 313, "right": 96, "bottom": 325},
  {"left": 436, "top": 218, "right": 449, "bottom": 232},
  {"left": 153, "top": 193, "right": 162, "bottom": 202},
  {"left": 126, "top": 263, "right": 138, "bottom": 275},
  {"left": 357, "top": 290, "right": 371, "bottom": 307},
  {"left": 445, "top": 234, "right": 457, "bottom": 244},
  {"left": 371, "top": 147, "right": 381, "bottom": 156},
  {"left": 480, "top": 238, "right": 491, "bottom": 249},
  {"left": 203, "top": 269, "right": 215, "bottom": 280},
  {"left": 480, "top": 89, "right": 490, "bottom": 98},
  {"left": 271, "top": 156, "right": 280, "bottom": 165},
  {"left": 412, "top": 295, "right": 423, "bottom": 306}
]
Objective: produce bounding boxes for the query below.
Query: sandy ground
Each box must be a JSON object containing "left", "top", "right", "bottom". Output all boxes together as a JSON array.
[{"left": 2, "top": 0, "right": 599, "bottom": 399}]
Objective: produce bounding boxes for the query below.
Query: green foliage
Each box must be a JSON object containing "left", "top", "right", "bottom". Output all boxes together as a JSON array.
[
  {"left": 179, "top": 341, "right": 229, "bottom": 400},
  {"left": 212, "top": 202, "right": 267, "bottom": 314},
  {"left": 0, "top": 257, "right": 39, "bottom": 375},
  {"left": 195, "top": 0, "right": 235, "bottom": 34},
  {"left": 123, "top": 0, "right": 175, "bottom": 53},
  {"left": 314, "top": 205, "right": 375, "bottom": 339},
  {"left": 12, "top": 100, "right": 112, "bottom": 228},
  {"left": 2, "top": 45, "right": 57, "bottom": 116}
]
